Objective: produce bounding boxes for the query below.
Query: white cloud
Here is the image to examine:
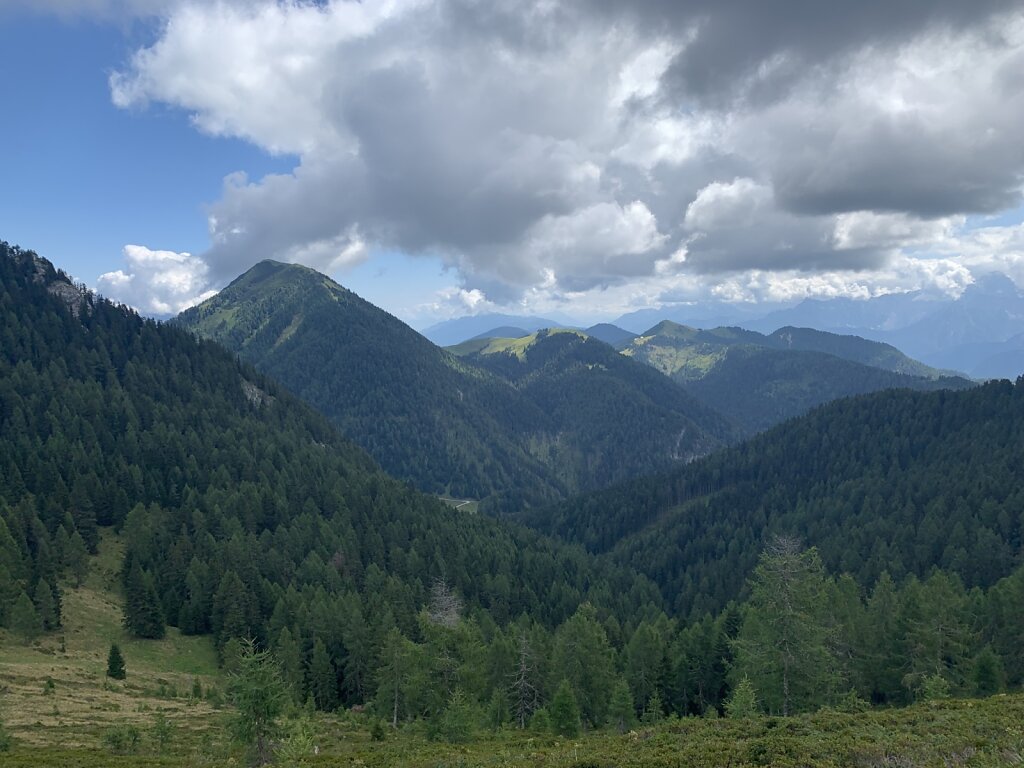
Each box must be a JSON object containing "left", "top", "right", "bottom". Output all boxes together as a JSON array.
[
  {"left": 98, "top": 0, "right": 1024, "bottom": 319},
  {"left": 97, "top": 245, "right": 216, "bottom": 315}
]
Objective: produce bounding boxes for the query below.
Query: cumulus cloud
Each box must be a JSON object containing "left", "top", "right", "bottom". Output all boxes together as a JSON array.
[
  {"left": 100, "top": 0, "right": 1024, "bottom": 318},
  {"left": 97, "top": 245, "right": 216, "bottom": 316}
]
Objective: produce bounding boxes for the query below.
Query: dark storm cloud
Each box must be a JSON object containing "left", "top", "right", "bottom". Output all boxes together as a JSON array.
[
  {"left": 107, "top": 0, "right": 1024, "bottom": 309},
  {"left": 596, "top": 0, "right": 1022, "bottom": 106}
]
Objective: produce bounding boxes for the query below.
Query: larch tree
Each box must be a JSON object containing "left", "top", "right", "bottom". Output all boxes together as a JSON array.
[{"left": 731, "top": 537, "right": 835, "bottom": 715}]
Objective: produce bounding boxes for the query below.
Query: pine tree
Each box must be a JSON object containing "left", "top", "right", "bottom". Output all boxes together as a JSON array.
[
  {"left": 107, "top": 643, "right": 127, "bottom": 680},
  {"left": 625, "top": 622, "right": 666, "bottom": 716},
  {"left": 549, "top": 679, "right": 581, "bottom": 738},
  {"left": 529, "top": 707, "right": 551, "bottom": 733},
  {"left": 66, "top": 531, "right": 90, "bottom": 588},
  {"left": 375, "top": 626, "right": 413, "bottom": 727},
  {"left": 487, "top": 687, "right": 510, "bottom": 731},
  {"left": 607, "top": 678, "right": 636, "bottom": 733},
  {"left": 9, "top": 591, "right": 42, "bottom": 644},
  {"left": 972, "top": 646, "right": 1005, "bottom": 697},
  {"left": 641, "top": 692, "right": 664, "bottom": 725},
  {"left": 551, "top": 604, "right": 616, "bottom": 726},
  {"left": 275, "top": 627, "right": 304, "bottom": 703},
  {"left": 509, "top": 630, "right": 539, "bottom": 729},
  {"left": 436, "top": 688, "right": 476, "bottom": 743}
]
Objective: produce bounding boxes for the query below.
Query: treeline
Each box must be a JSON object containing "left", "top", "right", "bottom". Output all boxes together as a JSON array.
[
  {"left": 236, "top": 539, "right": 1024, "bottom": 733},
  {"left": 527, "top": 379, "right": 1024, "bottom": 618}
]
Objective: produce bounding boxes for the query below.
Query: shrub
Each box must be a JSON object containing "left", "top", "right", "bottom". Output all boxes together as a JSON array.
[
  {"left": 150, "top": 713, "right": 174, "bottom": 753},
  {"left": 103, "top": 724, "right": 141, "bottom": 754}
]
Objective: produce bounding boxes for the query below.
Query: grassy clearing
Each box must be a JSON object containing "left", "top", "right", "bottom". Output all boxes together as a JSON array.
[{"left": 0, "top": 532, "right": 223, "bottom": 751}]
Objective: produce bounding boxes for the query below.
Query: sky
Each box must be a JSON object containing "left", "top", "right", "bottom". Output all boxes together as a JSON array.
[{"left": 2, "top": 0, "right": 1024, "bottom": 329}]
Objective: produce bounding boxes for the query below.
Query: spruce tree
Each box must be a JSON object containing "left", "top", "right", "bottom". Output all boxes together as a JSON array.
[
  {"left": 107, "top": 643, "right": 127, "bottom": 680},
  {"left": 123, "top": 561, "right": 165, "bottom": 639},
  {"left": 309, "top": 637, "right": 338, "bottom": 711},
  {"left": 9, "top": 591, "right": 42, "bottom": 644},
  {"left": 607, "top": 678, "right": 636, "bottom": 733},
  {"left": 549, "top": 679, "right": 581, "bottom": 738},
  {"left": 33, "top": 579, "right": 57, "bottom": 631}
]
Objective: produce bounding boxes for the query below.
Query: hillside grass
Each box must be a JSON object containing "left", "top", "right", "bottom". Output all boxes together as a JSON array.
[
  {"left": 0, "top": 532, "right": 224, "bottom": 752},
  {"left": 3, "top": 694, "right": 1024, "bottom": 767}
]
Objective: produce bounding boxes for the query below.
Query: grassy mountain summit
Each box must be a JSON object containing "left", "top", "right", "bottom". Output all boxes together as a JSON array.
[
  {"left": 177, "top": 263, "right": 730, "bottom": 509},
  {"left": 622, "top": 320, "right": 972, "bottom": 433},
  {"left": 453, "top": 329, "right": 736, "bottom": 491}
]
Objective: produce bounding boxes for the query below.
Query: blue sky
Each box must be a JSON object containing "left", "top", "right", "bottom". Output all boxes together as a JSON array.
[
  {"left": 0, "top": 14, "right": 278, "bottom": 279},
  {"left": 0, "top": 9, "right": 454, "bottom": 324},
  {"left": 3, "top": 2, "right": 1024, "bottom": 328}
]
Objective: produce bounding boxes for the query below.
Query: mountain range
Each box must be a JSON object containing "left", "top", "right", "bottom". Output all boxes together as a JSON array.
[
  {"left": 606, "top": 273, "right": 1024, "bottom": 379},
  {"left": 6, "top": 238, "right": 1024, "bottom": 742},
  {"left": 176, "top": 261, "right": 732, "bottom": 510}
]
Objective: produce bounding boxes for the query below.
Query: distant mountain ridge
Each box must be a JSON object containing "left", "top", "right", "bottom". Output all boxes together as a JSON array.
[
  {"left": 421, "top": 312, "right": 566, "bottom": 346},
  {"left": 748, "top": 274, "right": 1024, "bottom": 378},
  {"left": 621, "top": 320, "right": 973, "bottom": 433}
]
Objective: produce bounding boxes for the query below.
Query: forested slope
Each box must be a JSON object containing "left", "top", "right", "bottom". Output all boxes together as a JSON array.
[
  {"left": 527, "top": 380, "right": 1024, "bottom": 618},
  {"left": 176, "top": 260, "right": 563, "bottom": 510},
  {"left": 0, "top": 240, "right": 661, "bottom": 708}
]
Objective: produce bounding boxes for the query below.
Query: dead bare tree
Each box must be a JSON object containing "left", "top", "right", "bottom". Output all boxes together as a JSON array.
[
  {"left": 509, "top": 630, "right": 539, "bottom": 729},
  {"left": 427, "top": 577, "right": 463, "bottom": 628}
]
